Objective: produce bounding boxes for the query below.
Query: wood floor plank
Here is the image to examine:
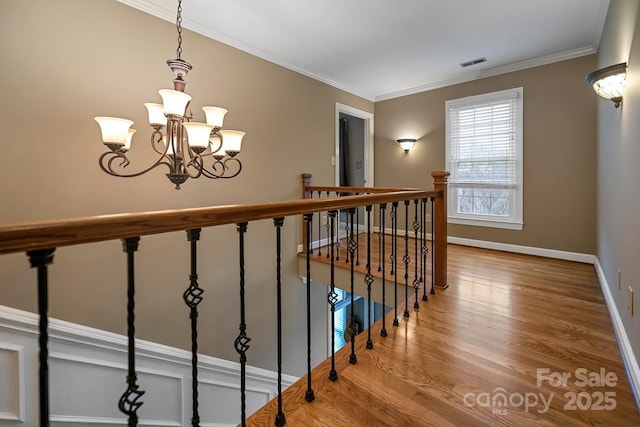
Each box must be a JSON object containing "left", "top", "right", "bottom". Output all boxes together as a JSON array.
[{"left": 247, "top": 242, "right": 640, "bottom": 426}]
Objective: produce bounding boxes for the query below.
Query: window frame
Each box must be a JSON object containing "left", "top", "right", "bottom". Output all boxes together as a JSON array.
[{"left": 445, "top": 87, "right": 524, "bottom": 231}]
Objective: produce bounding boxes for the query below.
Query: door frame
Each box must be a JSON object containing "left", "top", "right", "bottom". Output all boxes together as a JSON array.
[{"left": 335, "top": 103, "right": 374, "bottom": 188}]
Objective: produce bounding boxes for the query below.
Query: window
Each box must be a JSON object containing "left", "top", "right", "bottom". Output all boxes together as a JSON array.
[
  {"left": 445, "top": 87, "right": 523, "bottom": 230},
  {"left": 333, "top": 289, "right": 347, "bottom": 352}
]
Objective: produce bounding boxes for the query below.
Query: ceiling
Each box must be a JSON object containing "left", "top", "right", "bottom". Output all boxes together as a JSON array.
[{"left": 118, "top": 0, "right": 610, "bottom": 101}]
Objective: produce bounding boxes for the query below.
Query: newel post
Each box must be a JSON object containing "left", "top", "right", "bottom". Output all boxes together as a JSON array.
[
  {"left": 301, "top": 173, "right": 312, "bottom": 252},
  {"left": 431, "top": 171, "right": 450, "bottom": 289}
]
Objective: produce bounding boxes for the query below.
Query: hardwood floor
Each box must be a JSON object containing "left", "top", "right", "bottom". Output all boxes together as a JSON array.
[{"left": 248, "top": 242, "right": 640, "bottom": 426}]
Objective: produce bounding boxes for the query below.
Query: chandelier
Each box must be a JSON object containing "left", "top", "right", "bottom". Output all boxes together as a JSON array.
[{"left": 94, "top": 0, "right": 245, "bottom": 189}]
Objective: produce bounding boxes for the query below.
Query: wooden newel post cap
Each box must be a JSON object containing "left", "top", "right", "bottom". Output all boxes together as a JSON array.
[{"left": 431, "top": 170, "right": 450, "bottom": 183}]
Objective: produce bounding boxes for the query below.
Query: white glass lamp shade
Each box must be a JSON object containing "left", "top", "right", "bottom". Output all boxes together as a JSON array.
[
  {"left": 144, "top": 103, "right": 166, "bottom": 126},
  {"left": 592, "top": 74, "right": 626, "bottom": 100},
  {"left": 94, "top": 117, "right": 134, "bottom": 145},
  {"left": 158, "top": 89, "right": 192, "bottom": 116},
  {"left": 220, "top": 130, "right": 245, "bottom": 155},
  {"left": 586, "top": 63, "right": 627, "bottom": 107},
  {"left": 397, "top": 138, "right": 416, "bottom": 152},
  {"left": 123, "top": 129, "right": 136, "bottom": 151},
  {"left": 202, "top": 106, "right": 228, "bottom": 128},
  {"left": 183, "top": 122, "right": 214, "bottom": 152}
]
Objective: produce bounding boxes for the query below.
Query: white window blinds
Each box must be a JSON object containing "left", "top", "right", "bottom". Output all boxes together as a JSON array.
[
  {"left": 447, "top": 89, "right": 520, "bottom": 189},
  {"left": 445, "top": 87, "right": 523, "bottom": 229}
]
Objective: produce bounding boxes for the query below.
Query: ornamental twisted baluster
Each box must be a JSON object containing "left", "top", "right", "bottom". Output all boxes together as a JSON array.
[
  {"left": 355, "top": 199, "right": 360, "bottom": 266},
  {"left": 27, "top": 248, "right": 56, "bottom": 427},
  {"left": 317, "top": 192, "right": 323, "bottom": 256},
  {"left": 391, "top": 202, "right": 399, "bottom": 327},
  {"left": 184, "top": 229, "right": 204, "bottom": 427},
  {"left": 274, "top": 218, "right": 286, "bottom": 427},
  {"left": 403, "top": 201, "right": 411, "bottom": 318},
  {"left": 430, "top": 197, "right": 436, "bottom": 295},
  {"left": 344, "top": 211, "right": 350, "bottom": 264},
  {"left": 325, "top": 193, "right": 332, "bottom": 259},
  {"left": 335, "top": 200, "right": 341, "bottom": 261},
  {"left": 379, "top": 204, "right": 388, "bottom": 338},
  {"left": 365, "top": 205, "right": 374, "bottom": 350},
  {"left": 347, "top": 208, "right": 358, "bottom": 364},
  {"left": 304, "top": 213, "right": 316, "bottom": 402},
  {"left": 119, "top": 237, "right": 145, "bottom": 427},
  {"left": 328, "top": 210, "right": 339, "bottom": 381},
  {"left": 413, "top": 199, "right": 421, "bottom": 309},
  {"left": 422, "top": 198, "right": 429, "bottom": 302},
  {"left": 235, "top": 223, "right": 251, "bottom": 426}
]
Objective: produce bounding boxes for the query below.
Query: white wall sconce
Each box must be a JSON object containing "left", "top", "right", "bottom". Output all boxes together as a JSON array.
[
  {"left": 586, "top": 63, "right": 627, "bottom": 108},
  {"left": 396, "top": 138, "right": 417, "bottom": 152}
]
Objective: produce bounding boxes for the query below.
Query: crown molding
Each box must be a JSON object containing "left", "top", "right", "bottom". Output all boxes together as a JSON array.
[
  {"left": 115, "top": 0, "right": 376, "bottom": 101},
  {"left": 117, "top": 0, "right": 604, "bottom": 103},
  {"left": 375, "top": 46, "right": 597, "bottom": 101}
]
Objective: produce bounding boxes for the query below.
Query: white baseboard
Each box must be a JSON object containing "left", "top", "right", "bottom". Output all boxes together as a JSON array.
[
  {"left": 0, "top": 305, "right": 297, "bottom": 426},
  {"left": 447, "top": 236, "right": 596, "bottom": 264},
  {"left": 304, "top": 227, "right": 595, "bottom": 264},
  {"left": 594, "top": 259, "right": 640, "bottom": 410}
]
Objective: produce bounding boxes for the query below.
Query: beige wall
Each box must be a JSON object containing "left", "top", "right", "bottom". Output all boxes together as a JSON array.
[
  {"left": 596, "top": 0, "right": 640, "bottom": 373},
  {"left": 375, "top": 56, "right": 598, "bottom": 254},
  {"left": 0, "top": 0, "right": 372, "bottom": 376}
]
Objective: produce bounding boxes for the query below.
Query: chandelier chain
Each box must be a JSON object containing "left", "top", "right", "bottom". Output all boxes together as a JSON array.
[{"left": 176, "top": 0, "right": 183, "bottom": 59}]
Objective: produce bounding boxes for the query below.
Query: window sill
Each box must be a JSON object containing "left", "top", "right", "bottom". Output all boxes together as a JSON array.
[{"left": 448, "top": 217, "right": 523, "bottom": 231}]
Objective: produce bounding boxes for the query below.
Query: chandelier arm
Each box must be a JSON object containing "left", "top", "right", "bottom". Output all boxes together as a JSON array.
[
  {"left": 99, "top": 151, "right": 173, "bottom": 178},
  {"left": 222, "top": 158, "right": 242, "bottom": 179},
  {"left": 202, "top": 157, "right": 242, "bottom": 179},
  {"left": 199, "top": 163, "right": 224, "bottom": 179},
  {"left": 150, "top": 128, "right": 168, "bottom": 156},
  {"left": 183, "top": 152, "right": 205, "bottom": 179}
]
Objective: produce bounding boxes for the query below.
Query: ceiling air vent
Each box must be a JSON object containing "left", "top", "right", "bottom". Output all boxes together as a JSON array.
[{"left": 460, "top": 57, "right": 487, "bottom": 68}]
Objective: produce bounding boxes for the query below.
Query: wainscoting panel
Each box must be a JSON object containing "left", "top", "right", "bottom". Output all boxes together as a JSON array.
[
  {"left": 0, "top": 344, "right": 24, "bottom": 422},
  {"left": 0, "top": 305, "right": 297, "bottom": 426}
]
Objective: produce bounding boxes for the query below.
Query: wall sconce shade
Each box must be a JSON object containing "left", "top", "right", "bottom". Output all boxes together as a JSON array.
[
  {"left": 586, "top": 63, "right": 627, "bottom": 108},
  {"left": 397, "top": 138, "right": 417, "bottom": 152}
]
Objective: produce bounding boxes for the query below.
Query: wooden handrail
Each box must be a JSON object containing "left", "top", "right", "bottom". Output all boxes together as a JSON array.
[
  {"left": 305, "top": 186, "right": 422, "bottom": 194},
  {"left": 0, "top": 190, "right": 437, "bottom": 255}
]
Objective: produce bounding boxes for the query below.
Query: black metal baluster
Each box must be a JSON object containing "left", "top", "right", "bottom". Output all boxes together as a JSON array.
[
  {"left": 27, "top": 248, "right": 55, "bottom": 427},
  {"left": 335, "top": 198, "right": 341, "bottom": 262},
  {"left": 274, "top": 218, "right": 286, "bottom": 427},
  {"left": 317, "top": 192, "right": 322, "bottom": 256},
  {"left": 430, "top": 197, "right": 436, "bottom": 295},
  {"left": 347, "top": 208, "right": 358, "bottom": 364},
  {"left": 119, "top": 237, "right": 145, "bottom": 427},
  {"left": 355, "top": 197, "right": 360, "bottom": 266},
  {"left": 184, "top": 229, "right": 204, "bottom": 427},
  {"left": 325, "top": 193, "right": 331, "bottom": 259},
  {"left": 422, "top": 198, "right": 429, "bottom": 302},
  {"left": 328, "top": 210, "right": 339, "bottom": 381},
  {"left": 392, "top": 202, "right": 399, "bottom": 327},
  {"left": 403, "top": 201, "right": 411, "bottom": 318},
  {"left": 303, "top": 213, "right": 315, "bottom": 402},
  {"left": 413, "top": 199, "right": 420, "bottom": 309},
  {"left": 380, "top": 204, "right": 387, "bottom": 337},
  {"left": 344, "top": 208, "right": 350, "bottom": 264},
  {"left": 365, "top": 205, "right": 374, "bottom": 349},
  {"left": 377, "top": 226, "right": 382, "bottom": 273},
  {"left": 234, "top": 223, "right": 251, "bottom": 426}
]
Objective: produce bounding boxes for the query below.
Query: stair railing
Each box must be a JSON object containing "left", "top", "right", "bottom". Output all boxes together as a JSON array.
[{"left": 0, "top": 170, "right": 448, "bottom": 426}]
